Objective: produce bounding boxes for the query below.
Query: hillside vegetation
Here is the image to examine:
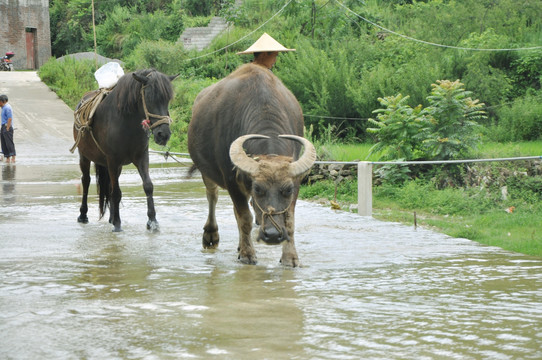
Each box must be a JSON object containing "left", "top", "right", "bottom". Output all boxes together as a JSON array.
[{"left": 45, "top": 0, "right": 542, "bottom": 150}]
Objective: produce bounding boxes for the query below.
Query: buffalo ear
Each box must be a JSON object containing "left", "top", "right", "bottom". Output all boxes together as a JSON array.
[
  {"left": 133, "top": 73, "right": 149, "bottom": 85},
  {"left": 169, "top": 74, "right": 180, "bottom": 82}
]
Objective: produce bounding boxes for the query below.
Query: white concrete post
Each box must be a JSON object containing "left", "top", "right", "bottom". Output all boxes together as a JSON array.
[{"left": 357, "top": 161, "right": 373, "bottom": 216}]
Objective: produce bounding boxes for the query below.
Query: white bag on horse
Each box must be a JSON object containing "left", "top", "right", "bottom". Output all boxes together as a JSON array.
[{"left": 94, "top": 62, "right": 124, "bottom": 89}]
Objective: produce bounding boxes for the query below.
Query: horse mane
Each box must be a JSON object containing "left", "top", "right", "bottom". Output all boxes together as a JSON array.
[{"left": 114, "top": 68, "right": 174, "bottom": 114}]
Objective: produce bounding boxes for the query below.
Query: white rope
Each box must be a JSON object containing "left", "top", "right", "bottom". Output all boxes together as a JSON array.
[
  {"left": 334, "top": 0, "right": 542, "bottom": 52},
  {"left": 151, "top": 151, "right": 541, "bottom": 166},
  {"left": 183, "top": 0, "right": 294, "bottom": 62},
  {"left": 305, "top": 113, "right": 371, "bottom": 121},
  {"left": 149, "top": 149, "right": 190, "bottom": 157},
  {"left": 316, "top": 156, "right": 542, "bottom": 166}
]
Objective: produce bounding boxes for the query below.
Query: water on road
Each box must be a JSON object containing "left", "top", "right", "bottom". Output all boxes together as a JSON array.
[{"left": 1, "top": 153, "right": 541, "bottom": 359}]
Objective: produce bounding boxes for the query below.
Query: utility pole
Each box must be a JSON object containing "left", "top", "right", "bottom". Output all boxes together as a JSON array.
[{"left": 91, "top": 0, "right": 98, "bottom": 70}]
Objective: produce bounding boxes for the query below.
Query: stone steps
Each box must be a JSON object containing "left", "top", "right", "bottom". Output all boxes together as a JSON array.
[{"left": 179, "top": 16, "right": 231, "bottom": 51}]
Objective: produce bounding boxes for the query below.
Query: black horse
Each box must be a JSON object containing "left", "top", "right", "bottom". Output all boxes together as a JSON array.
[{"left": 73, "top": 69, "right": 177, "bottom": 232}]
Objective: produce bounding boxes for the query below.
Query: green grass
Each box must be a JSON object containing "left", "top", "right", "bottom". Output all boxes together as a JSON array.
[
  {"left": 321, "top": 141, "right": 542, "bottom": 162},
  {"left": 372, "top": 205, "right": 542, "bottom": 258},
  {"left": 477, "top": 141, "right": 542, "bottom": 158},
  {"left": 300, "top": 141, "right": 542, "bottom": 258},
  {"left": 363, "top": 184, "right": 541, "bottom": 257},
  {"left": 317, "top": 143, "right": 379, "bottom": 161}
]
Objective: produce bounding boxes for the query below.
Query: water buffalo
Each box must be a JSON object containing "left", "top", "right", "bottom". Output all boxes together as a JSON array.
[{"left": 188, "top": 63, "right": 316, "bottom": 267}]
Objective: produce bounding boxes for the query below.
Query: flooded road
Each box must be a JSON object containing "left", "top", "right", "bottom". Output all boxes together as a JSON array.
[
  {"left": 1, "top": 72, "right": 542, "bottom": 359},
  {"left": 3, "top": 158, "right": 542, "bottom": 359}
]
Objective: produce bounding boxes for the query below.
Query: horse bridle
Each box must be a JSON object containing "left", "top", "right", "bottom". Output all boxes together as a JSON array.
[{"left": 140, "top": 85, "right": 172, "bottom": 131}]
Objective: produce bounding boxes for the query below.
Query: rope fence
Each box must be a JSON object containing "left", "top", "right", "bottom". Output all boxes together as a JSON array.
[
  {"left": 149, "top": 149, "right": 541, "bottom": 216},
  {"left": 356, "top": 156, "right": 542, "bottom": 216}
]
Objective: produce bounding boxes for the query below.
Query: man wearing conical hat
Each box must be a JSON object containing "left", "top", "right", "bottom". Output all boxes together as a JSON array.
[{"left": 237, "top": 33, "right": 295, "bottom": 70}]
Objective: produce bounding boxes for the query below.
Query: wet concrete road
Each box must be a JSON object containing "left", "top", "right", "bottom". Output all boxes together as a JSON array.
[{"left": 1, "top": 72, "right": 542, "bottom": 359}]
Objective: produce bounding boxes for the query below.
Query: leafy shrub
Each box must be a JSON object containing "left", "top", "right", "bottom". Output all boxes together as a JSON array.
[
  {"left": 367, "top": 94, "right": 429, "bottom": 161},
  {"left": 278, "top": 40, "right": 358, "bottom": 139},
  {"left": 422, "top": 80, "right": 486, "bottom": 160},
  {"left": 374, "top": 164, "right": 412, "bottom": 185},
  {"left": 368, "top": 80, "right": 486, "bottom": 161},
  {"left": 511, "top": 50, "right": 542, "bottom": 97},
  {"left": 492, "top": 92, "right": 542, "bottom": 141},
  {"left": 96, "top": 6, "right": 184, "bottom": 60},
  {"left": 165, "top": 77, "right": 218, "bottom": 152},
  {"left": 126, "top": 40, "right": 187, "bottom": 74},
  {"left": 38, "top": 57, "right": 97, "bottom": 109}
]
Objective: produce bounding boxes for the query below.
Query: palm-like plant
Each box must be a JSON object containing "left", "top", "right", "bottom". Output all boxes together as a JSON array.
[
  {"left": 422, "top": 80, "right": 486, "bottom": 160},
  {"left": 367, "top": 94, "right": 429, "bottom": 161}
]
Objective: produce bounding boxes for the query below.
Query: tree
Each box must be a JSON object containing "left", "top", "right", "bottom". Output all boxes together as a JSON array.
[
  {"left": 422, "top": 80, "right": 486, "bottom": 160},
  {"left": 367, "top": 94, "right": 429, "bottom": 161}
]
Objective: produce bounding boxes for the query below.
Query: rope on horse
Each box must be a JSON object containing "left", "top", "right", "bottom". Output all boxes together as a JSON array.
[
  {"left": 70, "top": 87, "right": 113, "bottom": 154},
  {"left": 140, "top": 85, "right": 172, "bottom": 129}
]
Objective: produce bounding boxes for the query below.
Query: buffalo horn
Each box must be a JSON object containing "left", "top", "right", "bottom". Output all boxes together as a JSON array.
[
  {"left": 229, "top": 134, "right": 270, "bottom": 175},
  {"left": 279, "top": 135, "right": 317, "bottom": 177}
]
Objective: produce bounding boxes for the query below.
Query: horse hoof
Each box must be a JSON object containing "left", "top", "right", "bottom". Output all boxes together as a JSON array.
[
  {"left": 202, "top": 231, "right": 219, "bottom": 249},
  {"left": 77, "top": 216, "right": 88, "bottom": 224},
  {"left": 112, "top": 227, "right": 123, "bottom": 232},
  {"left": 147, "top": 220, "right": 160, "bottom": 233}
]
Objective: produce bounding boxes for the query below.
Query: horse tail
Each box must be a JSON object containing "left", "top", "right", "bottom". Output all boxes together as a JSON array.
[{"left": 95, "top": 164, "right": 111, "bottom": 219}]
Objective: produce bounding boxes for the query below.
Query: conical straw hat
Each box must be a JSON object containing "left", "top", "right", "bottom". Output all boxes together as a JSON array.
[{"left": 237, "top": 33, "right": 295, "bottom": 55}]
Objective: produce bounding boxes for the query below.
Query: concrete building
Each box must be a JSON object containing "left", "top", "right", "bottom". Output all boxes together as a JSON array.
[{"left": 0, "top": 0, "right": 51, "bottom": 70}]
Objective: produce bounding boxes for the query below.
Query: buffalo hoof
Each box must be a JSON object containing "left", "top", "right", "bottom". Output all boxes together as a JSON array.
[
  {"left": 202, "top": 231, "right": 219, "bottom": 249},
  {"left": 147, "top": 220, "right": 160, "bottom": 233},
  {"left": 77, "top": 215, "right": 89, "bottom": 224},
  {"left": 280, "top": 255, "right": 300, "bottom": 268},
  {"left": 238, "top": 251, "right": 257, "bottom": 265}
]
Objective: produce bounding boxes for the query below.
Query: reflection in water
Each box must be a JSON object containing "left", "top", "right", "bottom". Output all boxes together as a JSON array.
[
  {"left": 1, "top": 164, "right": 16, "bottom": 203},
  {"left": 194, "top": 265, "right": 304, "bottom": 357},
  {"left": 69, "top": 239, "right": 154, "bottom": 300}
]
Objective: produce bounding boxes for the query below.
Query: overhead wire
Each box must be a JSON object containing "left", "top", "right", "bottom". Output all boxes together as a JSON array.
[
  {"left": 183, "top": 0, "right": 294, "bottom": 62},
  {"left": 333, "top": 0, "right": 542, "bottom": 52},
  {"left": 176, "top": 0, "right": 542, "bottom": 122}
]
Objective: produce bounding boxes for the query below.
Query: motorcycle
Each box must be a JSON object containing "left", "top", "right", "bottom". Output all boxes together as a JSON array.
[{"left": 0, "top": 52, "right": 14, "bottom": 71}]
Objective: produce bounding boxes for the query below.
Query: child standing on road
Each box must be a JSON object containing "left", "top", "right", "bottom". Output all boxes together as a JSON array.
[{"left": 0, "top": 94, "right": 16, "bottom": 164}]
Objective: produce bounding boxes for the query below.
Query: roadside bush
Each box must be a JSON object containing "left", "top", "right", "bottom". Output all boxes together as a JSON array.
[
  {"left": 165, "top": 77, "right": 217, "bottom": 152},
  {"left": 492, "top": 93, "right": 542, "bottom": 141},
  {"left": 506, "top": 175, "right": 542, "bottom": 205},
  {"left": 510, "top": 50, "right": 542, "bottom": 98},
  {"left": 298, "top": 179, "right": 358, "bottom": 205},
  {"left": 369, "top": 80, "right": 486, "bottom": 164},
  {"left": 422, "top": 80, "right": 486, "bottom": 160},
  {"left": 96, "top": 7, "right": 184, "bottom": 60},
  {"left": 278, "top": 41, "right": 358, "bottom": 139},
  {"left": 126, "top": 40, "right": 187, "bottom": 74},
  {"left": 38, "top": 57, "right": 97, "bottom": 109},
  {"left": 367, "top": 94, "right": 429, "bottom": 161}
]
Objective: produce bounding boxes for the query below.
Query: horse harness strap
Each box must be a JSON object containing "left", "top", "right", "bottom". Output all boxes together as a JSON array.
[
  {"left": 140, "top": 85, "right": 172, "bottom": 130},
  {"left": 252, "top": 198, "right": 292, "bottom": 238},
  {"left": 70, "top": 88, "right": 112, "bottom": 154},
  {"left": 70, "top": 82, "right": 172, "bottom": 154}
]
